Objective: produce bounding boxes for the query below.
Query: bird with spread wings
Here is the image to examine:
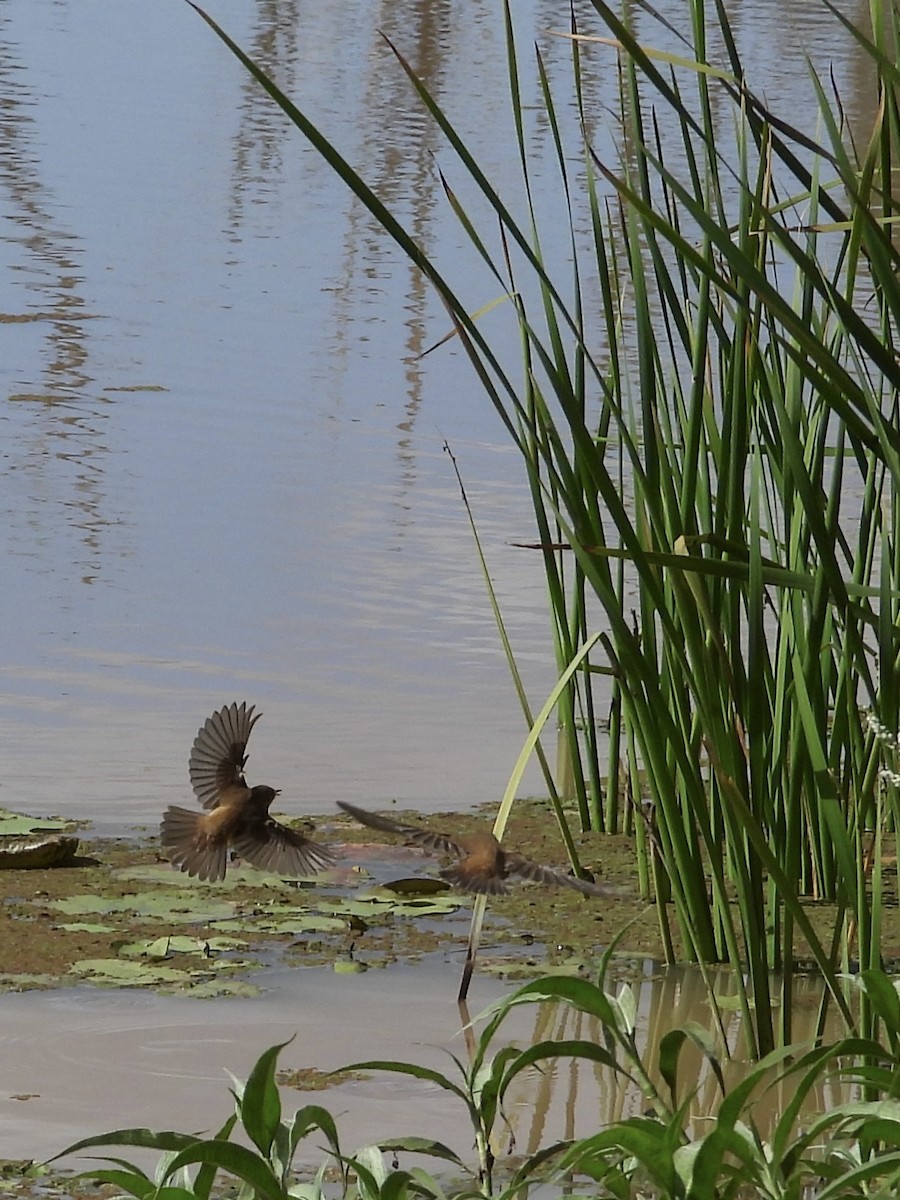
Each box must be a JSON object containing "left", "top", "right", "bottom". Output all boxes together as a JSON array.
[
  {"left": 337, "top": 800, "right": 605, "bottom": 896},
  {"left": 161, "top": 702, "right": 335, "bottom": 882}
]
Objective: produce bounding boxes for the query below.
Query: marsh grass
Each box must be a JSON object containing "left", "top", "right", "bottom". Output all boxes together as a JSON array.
[{"left": 188, "top": 0, "right": 900, "bottom": 1054}]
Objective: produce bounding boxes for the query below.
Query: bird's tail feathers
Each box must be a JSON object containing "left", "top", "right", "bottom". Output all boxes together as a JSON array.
[{"left": 160, "top": 805, "right": 228, "bottom": 883}]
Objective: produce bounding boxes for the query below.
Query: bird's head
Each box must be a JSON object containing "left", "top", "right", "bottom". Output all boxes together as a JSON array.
[{"left": 251, "top": 785, "right": 281, "bottom": 809}]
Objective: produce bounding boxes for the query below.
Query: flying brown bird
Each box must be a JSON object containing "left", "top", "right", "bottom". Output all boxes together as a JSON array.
[
  {"left": 337, "top": 801, "right": 604, "bottom": 896},
  {"left": 161, "top": 702, "right": 336, "bottom": 883}
]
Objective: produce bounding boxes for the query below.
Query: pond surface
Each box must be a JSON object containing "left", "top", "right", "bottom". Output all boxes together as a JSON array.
[
  {"left": 0, "top": 0, "right": 876, "bottom": 834},
  {"left": 0, "top": 954, "right": 853, "bottom": 1169},
  {"left": 0, "top": 0, "right": 876, "bottom": 1171}
]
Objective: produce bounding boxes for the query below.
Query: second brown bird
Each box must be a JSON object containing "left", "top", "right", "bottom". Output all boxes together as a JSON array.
[
  {"left": 161, "top": 701, "right": 335, "bottom": 882},
  {"left": 337, "top": 800, "right": 604, "bottom": 896}
]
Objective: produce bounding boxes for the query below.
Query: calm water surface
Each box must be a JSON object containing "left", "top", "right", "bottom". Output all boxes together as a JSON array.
[
  {"left": 0, "top": 0, "right": 875, "bottom": 832},
  {"left": 0, "top": 0, "right": 876, "bottom": 1162}
]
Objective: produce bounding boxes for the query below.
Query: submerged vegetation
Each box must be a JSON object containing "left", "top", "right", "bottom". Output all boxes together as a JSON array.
[{"left": 189, "top": 0, "right": 900, "bottom": 1057}]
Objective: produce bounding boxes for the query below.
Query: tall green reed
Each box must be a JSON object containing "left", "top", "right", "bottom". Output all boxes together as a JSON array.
[{"left": 188, "top": 0, "right": 900, "bottom": 1055}]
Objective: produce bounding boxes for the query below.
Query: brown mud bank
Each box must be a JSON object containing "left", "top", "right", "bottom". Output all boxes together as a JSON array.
[
  {"left": 2, "top": 800, "right": 898, "bottom": 994},
  {"left": 0, "top": 802, "right": 647, "bottom": 995}
]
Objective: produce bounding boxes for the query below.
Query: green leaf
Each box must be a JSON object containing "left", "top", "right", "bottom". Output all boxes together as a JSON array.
[
  {"left": 0, "top": 808, "right": 69, "bottom": 835},
  {"left": 68, "top": 959, "right": 187, "bottom": 987},
  {"left": 336, "top": 1060, "right": 469, "bottom": 1104},
  {"left": 162, "top": 1140, "right": 288, "bottom": 1200},
  {"left": 375, "top": 1137, "right": 468, "bottom": 1170},
  {"left": 239, "top": 1040, "right": 293, "bottom": 1156},
  {"left": 47, "top": 1129, "right": 204, "bottom": 1163},
  {"left": 68, "top": 1168, "right": 155, "bottom": 1197}
]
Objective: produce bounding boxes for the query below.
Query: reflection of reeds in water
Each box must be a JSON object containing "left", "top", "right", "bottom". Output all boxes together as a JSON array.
[
  {"left": 489, "top": 964, "right": 859, "bottom": 1156},
  {"left": 0, "top": 22, "right": 119, "bottom": 584},
  {"left": 48, "top": 961, "right": 900, "bottom": 1196}
]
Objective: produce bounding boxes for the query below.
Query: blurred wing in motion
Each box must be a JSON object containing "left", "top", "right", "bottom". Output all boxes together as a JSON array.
[
  {"left": 338, "top": 801, "right": 464, "bottom": 858},
  {"left": 506, "top": 852, "right": 606, "bottom": 896},
  {"left": 232, "top": 819, "right": 337, "bottom": 877}
]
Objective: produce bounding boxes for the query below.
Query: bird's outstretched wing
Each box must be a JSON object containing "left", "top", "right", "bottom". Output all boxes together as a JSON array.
[
  {"left": 189, "top": 701, "right": 262, "bottom": 810},
  {"left": 231, "top": 819, "right": 337, "bottom": 877},
  {"left": 338, "top": 801, "right": 464, "bottom": 857},
  {"left": 506, "top": 852, "right": 607, "bottom": 896}
]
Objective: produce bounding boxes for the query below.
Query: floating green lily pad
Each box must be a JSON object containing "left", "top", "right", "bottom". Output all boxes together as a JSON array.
[
  {"left": 46, "top": 891, "right": 235, "bottom": 922},
  {"left": 346, "top": 888, "right": 462, "bottom": 916},
  {"left": 69, "top": 958, "right": 188, "bottom": 986},
  {"left": 0, "top": 809, "right": 70, "bottom": 837},
  {"left": 178, "top": 978, "right": 262, "bottom": 999},
  {"left": 115, "top": 864, "right": 297, "bottom": 890},
  {"left": 119, "top": 934, "right": 249, "bottom": 960},
  {"left": 214, "top": 912, "right": 346, "bottom": 936},
  {"left": 56, "top": 922, "right": 116, "bottom": 934}
]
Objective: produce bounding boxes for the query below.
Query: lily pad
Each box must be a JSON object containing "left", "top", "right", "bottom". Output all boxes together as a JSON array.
[
  {"left": 0, "top": 809, "right": 70, "bottom": 837},
  {"left": 45, "top": 891, "right": 235, "bottom": 922},
  {"left": 119, "top": 935, "right": 249, "bottom": 960},
  {"left": 56, "top": 922, "right": 115, "bottom": 934},
  {"left": 204, "top": 935, "right": 248, "bottom": 952},
  {"left": 119, "top": 935, "right": 192, "bottom": 959},
  {"left": 381, "top": 876, "right": 452, "bottom": 896},
  {"left": 115, "top": 864, "right": 295, "bottom": 890},
  {"left": 346, "top": 888, "right": 462, "bottom": 916},
  {"left": 45, "top": 895, "right": 122, "bottom": 917},
  {"left": 69, "top": 958, "right": 188, "bottom": 986},
  {"left": 214, "top": 913, "right": 346, "bottom": 936},
  {"left": 177, "top": 978, "right": 262, "bottom": 999}
]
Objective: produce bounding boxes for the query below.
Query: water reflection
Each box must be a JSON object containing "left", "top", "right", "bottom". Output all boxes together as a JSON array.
[
  {"left": 0, "top": 11, "right": 115, "bottom": 586},
  {"left": 0, "top": 957, "right": 860, "bottom": 1165},
  {"left": 487, "top": 962, "right": 858, "bottom": 1154}
]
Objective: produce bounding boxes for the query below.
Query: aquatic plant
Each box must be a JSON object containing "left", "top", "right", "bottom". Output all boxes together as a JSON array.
[
  {"left": 47, "top": 963, "right": 900, "bottom": 1199},
  {"left": 186, "top": 0, "right": 900, "bottom": 1055}
]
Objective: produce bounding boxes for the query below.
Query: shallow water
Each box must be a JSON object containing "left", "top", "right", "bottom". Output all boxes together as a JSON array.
[
  {"left": 0, "top": 0, "right": 877, "bottom": 1167},
  {"left": 0, "top": 955, "right": 854, "bottom": 1167},
  {"left": 0, "top": 960, "right": 507, "bottom": 1162}
]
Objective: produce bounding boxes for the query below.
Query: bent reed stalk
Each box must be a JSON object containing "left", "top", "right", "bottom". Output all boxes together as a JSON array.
[{"left": 189, "top": 0, "right": 900, "bottom": 1057}]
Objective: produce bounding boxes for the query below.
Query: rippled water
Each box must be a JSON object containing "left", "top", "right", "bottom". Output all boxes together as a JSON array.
[{"left": 0, "top": 0, "right": 877, "bottom": 1165}]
